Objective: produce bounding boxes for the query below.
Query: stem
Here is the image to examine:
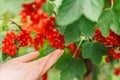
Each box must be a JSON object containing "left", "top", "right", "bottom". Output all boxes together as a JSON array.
[
  {"left": 53, "top": 11, "right": 56, "bottom": 16},
  {"left": 111, "top": 0, "right": 114, "bottom": 8},
  {"left": 73, "top": 39, "right": 83, "bottom": 57},
  {"left": 10, "top": 19, "right": 22, "bottom": 30},
  {"left": 0, "top": 19, "right": 22, "bottom": 30}
]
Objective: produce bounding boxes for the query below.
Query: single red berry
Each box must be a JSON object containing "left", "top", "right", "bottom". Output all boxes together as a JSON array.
[{"left": 105, "top": 57, "right": 110, "bottom": 63}]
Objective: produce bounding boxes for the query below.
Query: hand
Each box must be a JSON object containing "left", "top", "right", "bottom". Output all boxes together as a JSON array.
[{"left": 0, "top": 49, "right": 64, "bottom": 80}]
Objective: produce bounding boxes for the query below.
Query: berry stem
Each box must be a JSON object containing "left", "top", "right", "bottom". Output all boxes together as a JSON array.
[
  {"left": 0, "top": 19, "right": 22, "bottom": 30},
  {"left": 73, "top": 39, "right": 83, "bottom": 57},
  {"left": 10, "top": 19, "right": 22, "bottom": 30},
  {"left": 110, "top": 0, "right": 114, "bottom": 8}
]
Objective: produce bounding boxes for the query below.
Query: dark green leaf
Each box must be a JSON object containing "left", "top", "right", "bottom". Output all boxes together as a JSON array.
[
  {"left": 98, "top": 9, "right": 120, "bottom": 36},
  {"left": 64, "top": 21, "right": 81, "bottom": 45},
  {"left": 104, "top": 0, "right": 111, "bottom": 8},
  {"left": 113, "top": 0, "right": 120, "bottom": 15},
  {"left": 56, "top": 0, "right": 84, "bottom": 26},
  {"left": 64, "top": 16, "right": 95, "bottom": 45},
  {"left": 55, "top": 54, "right": 86, "bottom": 80},
  {"left": 82, "top": 42, "right": 107, "bottom": 65},
  {"left": 97, "top": 10, "right": 111, "bottom": 37},
  {"left": 110, "top": 11, "right": 120, "bottom": 35},
  {"left": 79, "top": 16, "right": 96, "bottom": 37},
  {"left": 57, "top": 26, "right": 67, "bottom": 35},
  {"left": 83, "top": 0, "right": 104, "bottom": 21},
  {"left": 2, "top": 53, "right": 9, "bottom": 61}
]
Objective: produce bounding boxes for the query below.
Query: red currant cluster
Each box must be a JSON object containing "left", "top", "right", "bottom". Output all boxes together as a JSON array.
[
  {"left": 46, "top": 30, "right": 65, "bottom": 49},
  {"left": 114, "top": 67, "right": 120, "bottom": 76},
  {"left": 20, "top": 0, "right": 65, "bottom": 49},
  {"left": 33, "top": 32, "right": 44, "bottom": 50},
  {"left": 2, "top": 0, "right": 65, "bottom": 56},
  {"left": 94, "top": 28, "right": 120, "bottom": 62},
  {"left": 16, "top": 30, "right": 32, "bottom": 47},
  {"left": 2, "top": 31, "right": 17, "bottom": 56},
  {"left": 20, "top": 0, "right": 51, "bottom": 32},
  {"left": 2, "top": 30, "right": 33, "bottom": 56}
]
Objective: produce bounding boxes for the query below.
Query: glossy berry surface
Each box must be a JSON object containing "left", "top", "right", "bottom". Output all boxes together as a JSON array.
[{"left": 2, "top": 31, "right": 17, "bottom": 56}]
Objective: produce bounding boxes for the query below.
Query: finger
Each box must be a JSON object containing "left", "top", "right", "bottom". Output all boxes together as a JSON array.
[
  {"left": 14, "top": 51, "right": 39, "bottom": 62},
  {"left": 32, "top": 49, "right": 63, "bottom": 64},
  {"left": 38, "top": 49, "right": 64, "bottom": 75}
]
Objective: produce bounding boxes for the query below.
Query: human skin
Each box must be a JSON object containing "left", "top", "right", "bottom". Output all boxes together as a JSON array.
[{"left": 0, "top": 49, "right": 64, "bottom": 80}]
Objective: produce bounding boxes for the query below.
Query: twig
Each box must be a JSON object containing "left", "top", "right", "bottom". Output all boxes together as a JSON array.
[
  {"left": 111, "top": 0, "right": 114, "bottom": 8},
  {"left": 0, "top": 18, "right": 22, "bottom": 30},
  {"left": 10, "top": 19, "right": 22, "bottom": 30},
  {"left": 73, "top": 39, "right": 83, "bottom": 57}
]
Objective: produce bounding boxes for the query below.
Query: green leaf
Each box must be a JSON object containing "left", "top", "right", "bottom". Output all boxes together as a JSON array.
[
  {"left": 82, "top": 42, "right": 107, "bottom": 65},
  {"left": 64, "top": 21, "right": 81, "bottom": 45},
  {"left": 55, "top": 54, "right": 86, "bottom": 80},
  {"left": 83, "top": 0, "right": 104, "bottom": 22},
  {"left": 113, "top": 0, "right": 120, "bottom": 15},
  {"left": 110, "top": 11, "right": 120, "bottom": 35},
  {"left": 39, "top": 41, "right": 55, "bottom": 57},
  {"left": 104, "top": 0, "right": 111, "bottom": 8},
  {"left": 42, "top": 1, "right": 55, "bottom": 16},
  {"left": 79, "top": 16, "right": 96, "bottom": 37},
  {"left": 56, "top": 0, "right": 84, "bottom": 26},
  {"left": 64, "top": 16, "right": 95, "bottom": 45},
  {"left": 98, "top": 9, "right": 120, "bottom": 36},
  {"left": 97, "top": 10, "right": 111, "bottom": 37},
  {"left": 2, "top": 53, "right": 9, "bottom": 61}
]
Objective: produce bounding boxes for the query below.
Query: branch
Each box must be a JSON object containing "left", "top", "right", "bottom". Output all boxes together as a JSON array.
[
  {"left": 10, "top": 19, "right": 22, "bottom": 30},
  {"left": 0, "top": 19, "right": 22, "bottom": 30},
  {"left": 73, "top": 39, "right": 83, "bottom": 57}
]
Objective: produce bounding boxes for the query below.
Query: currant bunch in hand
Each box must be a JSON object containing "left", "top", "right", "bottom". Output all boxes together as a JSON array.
[
  {"left": 94, "top": 28, "right": 120, "bottom": 62},
  {"left": 2, "top": 31, "right": 17, "bottom": 56}
]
